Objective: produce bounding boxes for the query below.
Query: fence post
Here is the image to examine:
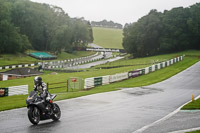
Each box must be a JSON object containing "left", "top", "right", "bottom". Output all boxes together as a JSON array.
[{"left": 67, "top": 80, "right": 69, "bottom": 92}]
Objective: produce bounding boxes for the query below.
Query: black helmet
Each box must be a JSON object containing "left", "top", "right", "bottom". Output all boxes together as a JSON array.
[{"left": 34, "top": 76, "right": 42, "bottom": 86}]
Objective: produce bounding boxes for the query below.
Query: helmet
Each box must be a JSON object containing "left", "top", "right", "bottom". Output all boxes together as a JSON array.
[{"left": 34, "top": 76, "right": 42, "bottom": 86}]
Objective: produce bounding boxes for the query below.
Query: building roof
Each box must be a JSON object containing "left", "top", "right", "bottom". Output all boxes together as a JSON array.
[{"left": 0, "top": 68, "right": 42, "bottom": 76}]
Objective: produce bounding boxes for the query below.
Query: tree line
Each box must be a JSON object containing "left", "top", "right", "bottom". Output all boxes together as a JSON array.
[
  {"left": 0, "top": 0, "right": 93, "bottom": 54},
  {"left": 91, "top": 20, "right": 123, "bottom": 29},
  {"left": 123, "top": 3, "right": 200, "bottom": 57}
]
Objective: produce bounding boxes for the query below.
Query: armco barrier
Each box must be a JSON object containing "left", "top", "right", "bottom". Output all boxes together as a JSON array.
[
  {"left": 109, "top": 72, "right": 128, "bottom": 83},
  {"left": 157, "top": 63, "right": 161, "bottom": 69},
  {"left": 149, "top": 66, "right": 152, "bottom": 73},
  {"left": 141, "top": 69, "right": 145, "bottom": 75},
  {"left": 145, "top": 67, "right": 149, "bottom": 74},
  {"left": 171, "top": 59, "right": 174, "bottom": 64},
  {"left": 94, "top": 77, "right": 103, "bottom": 87},
  {"left": 152, "top": 65, "right": 156, "bottom": 72},
  {"left": 8, "top": 85, "right": 28, "bottom": 96},
  {"left": 160, "top": 63, "right": 163, "bottom": 69},
  {"left": 162, "top": 62, "right": 165, "bottom": 68},
  {"left": 102, "top": 75, "right": 110, "bottom": 85},
  {"left": 155, "top": 64, "right": 158, "bottom": 71},
  {"left": 83, "top": 55, "right": 184, "bottom": 90},
  {"left": 84, "top": 78, "right": 94, "bottom": 89},
  {"left": 167, "top": 61, "right": 170, "bottom": 66}
]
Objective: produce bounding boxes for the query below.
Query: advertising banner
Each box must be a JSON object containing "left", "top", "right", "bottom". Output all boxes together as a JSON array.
[
  {"left": 128, "top": 70, "right": 140, "bottom": 78},
  {"left": 0, "top": 88, "right": 8, "bottom": 97}
]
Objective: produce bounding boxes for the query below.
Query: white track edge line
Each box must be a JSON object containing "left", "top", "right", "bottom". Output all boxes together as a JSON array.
[{"left": 132, "top": 95, "right": 200, "bottom": 133}]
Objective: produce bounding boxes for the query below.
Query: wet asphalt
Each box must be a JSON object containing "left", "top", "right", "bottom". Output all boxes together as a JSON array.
[
  {"left": 142, "top": 110, "right": 200, "bottom": 133},
  {"left": 0, "top": 61, "right": 200, "bottom": 133}
]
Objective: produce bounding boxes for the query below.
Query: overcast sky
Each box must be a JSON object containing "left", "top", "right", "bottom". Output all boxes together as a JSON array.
[{"left": 31, "top": 0, "right": 200, "bottom": 25}]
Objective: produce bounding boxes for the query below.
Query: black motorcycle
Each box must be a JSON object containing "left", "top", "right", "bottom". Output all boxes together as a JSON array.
[{"left": 26, "top": 91, "right": 61, "bottom": 125}]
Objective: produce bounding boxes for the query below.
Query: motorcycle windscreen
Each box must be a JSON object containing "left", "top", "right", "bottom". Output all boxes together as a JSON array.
[{"left": 29, "top": 91, "right": 37, "bottom": 97}]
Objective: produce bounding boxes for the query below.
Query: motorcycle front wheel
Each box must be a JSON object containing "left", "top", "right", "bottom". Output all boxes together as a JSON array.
[
  {"left": 28, "top": 106, "right": 40, "bottom": 125},
  {"left": 51, "top": 103, "right": 61, "bottom": 121}
]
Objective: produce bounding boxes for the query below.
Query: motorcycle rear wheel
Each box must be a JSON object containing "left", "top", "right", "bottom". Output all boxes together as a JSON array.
[
  {"left": 51, "top": 103, "right": 61, "bottom": 121},
  {"left": 28, "top": 106, "right": 40, "bottom": 125}
]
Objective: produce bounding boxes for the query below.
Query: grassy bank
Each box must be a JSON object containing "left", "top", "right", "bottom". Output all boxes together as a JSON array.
[
  {"left": 0, "top": 50, "right": 199, "bottom": 111},
  {"left": 93, "top": 27, "right": 123, "bottom": 49},
  {"left": 0, "top": 51, "right": 95, "bottom": 67}
]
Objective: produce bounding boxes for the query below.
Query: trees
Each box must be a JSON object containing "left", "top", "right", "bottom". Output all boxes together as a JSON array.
[
  {"left": 91, "top": 20, "right": 123, "bottom": 29},
  {"left": 187, "top": 3, "right": 200, "bottom": 49},
  {"left": 0, "top": 0, "right": 93, "bottom": 54},
  {"left": 123, "top": 10, "right": 162, "bottom": 57},
  {"left": 71, "top": 18, "right": 93, "bottom": 49},
  {"left": 123, "top": 3, "right": 200, "bottom": 57},
  {"left": 0, "top": 0, "right": 31, "bottom": 54},
  {"left": 159, "top": 7, "right": 190, "bottom": 53}
]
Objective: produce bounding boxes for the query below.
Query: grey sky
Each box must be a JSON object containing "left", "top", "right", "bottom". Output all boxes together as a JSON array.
[{"left": 31, "top": 0, "right": 200, "bottom": 25}]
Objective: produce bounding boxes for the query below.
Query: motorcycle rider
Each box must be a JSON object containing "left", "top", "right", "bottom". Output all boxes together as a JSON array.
[{"left": 33, "top": 76, "right": 50, "bottom": 101}]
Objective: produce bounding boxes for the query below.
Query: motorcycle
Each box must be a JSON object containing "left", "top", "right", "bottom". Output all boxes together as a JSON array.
[{"left": 26, "top": 91, "right": 61, "bottom": 125}]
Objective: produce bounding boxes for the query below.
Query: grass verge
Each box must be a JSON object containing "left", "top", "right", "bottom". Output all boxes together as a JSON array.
[{"left": 181, "top": 98, "right": 200, "bottom": 110}]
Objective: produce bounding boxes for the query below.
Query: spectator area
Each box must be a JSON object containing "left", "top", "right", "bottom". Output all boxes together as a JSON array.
[{"left": 29, "top": 52, "right": 57, "bottom": 60}]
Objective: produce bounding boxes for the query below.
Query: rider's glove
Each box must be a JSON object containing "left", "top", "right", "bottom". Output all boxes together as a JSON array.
[{"left": 46, "top": 97, "right": 50, "bottom": 101}]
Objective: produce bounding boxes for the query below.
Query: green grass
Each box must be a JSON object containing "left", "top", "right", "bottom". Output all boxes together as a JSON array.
[
  {"left": 182, "top": 98, "right": 200, "bottom": 110},
  {"left": 57, "top": 51, "right": 95, "bottom": 60},
  {"left": 187, "top": 131, "right": 200, "bottom": 133},
  {"left": 0, "top": 51, "right": 95, "bottom": 67},
  {"left": 0, "top": 53, "right": 38, "bottom": 66},
  {"left": 94, "top": 52, "right": 182, "bottom": 69},
  {"left": 0, "top": 50, "right": 200, "bottom": 111},
  {"left": 93, "top": 27, "right": 123, "bottom": 49}
]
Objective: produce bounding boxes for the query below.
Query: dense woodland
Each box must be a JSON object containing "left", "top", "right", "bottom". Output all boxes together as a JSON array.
[
  {"left": 91, "top": 20, "right": 123, "bottom": 29},
  {"left": 0, "top": 0, "right": 93, "bottom": 54},
  {"left": 123, "top": 3, "right": 200, "bottom": 57}
]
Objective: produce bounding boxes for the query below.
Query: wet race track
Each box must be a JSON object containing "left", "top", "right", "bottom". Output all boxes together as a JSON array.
[{"left": 1, "top": 62, "right": 200, "bottom": 133}]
